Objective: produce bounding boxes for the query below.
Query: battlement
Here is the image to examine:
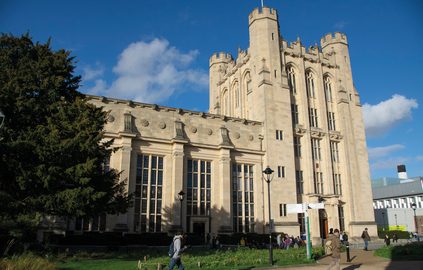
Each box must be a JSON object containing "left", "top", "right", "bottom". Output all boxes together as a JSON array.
[
  {"left": 248, "top": 7, "right": 278, "bottom": 25},
  {"left": 320, "top": 32, "right": 348, "bottom": 48},
  {"left": 210, "top": 52, "right": 233, "bottom": 66}
]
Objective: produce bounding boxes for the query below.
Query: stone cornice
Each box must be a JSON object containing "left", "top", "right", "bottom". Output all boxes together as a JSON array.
[{"left": 86, "top": 94, "right": 262, "bottom": 127}]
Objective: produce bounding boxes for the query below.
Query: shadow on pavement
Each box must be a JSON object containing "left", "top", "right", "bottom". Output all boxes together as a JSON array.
[{"left": 342, "top": 264, "right": 362, "bottom": 270}]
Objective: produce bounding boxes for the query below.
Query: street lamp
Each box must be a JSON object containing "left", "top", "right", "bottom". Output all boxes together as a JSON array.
[
  {"left": 411, "top": 203, "right": 417, "bottom": 237},
  {"left": 382, "top": 212, "right": 386, "bottom": 231},
  {"left": 395, "top": 214, "right": 398, "bottom": 227},
  {"left": 178, "top": 190, "right": 185, "bottom": 230},
  {"left": 263, "top": 166, "right": 274, "bottom": 265},
  {"left": 0, "top": 109, "right": 5, "bottom": 129}
]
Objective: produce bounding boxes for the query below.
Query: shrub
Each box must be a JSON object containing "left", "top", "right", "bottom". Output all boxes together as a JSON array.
[
  {"left": 0, "top": 253, "right": 55, "bottom": 270},
  {"left": 377, "top": 230, "right": 411, "bottom": 239}
]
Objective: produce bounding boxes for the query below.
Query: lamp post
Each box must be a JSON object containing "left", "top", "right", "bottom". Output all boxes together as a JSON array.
[
  {"left": 178, "top": 190, "right": 185, "bottom": 230},
  {"left": 263, "top": 166, "right": 274, "bottom": 265},
  {"left": 411, "top": 203, "right": 417, "bottom": 237},
  {"left": 382, "top": 212, "right": 386, "bottom": 231}
]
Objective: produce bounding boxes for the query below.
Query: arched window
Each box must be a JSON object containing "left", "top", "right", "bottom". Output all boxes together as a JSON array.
[
  {"left": 222, "top": 89, "right": 229, "bottom": 115},
  {"left": 306, "top": 71, "right": 315, "bottom": 98},
  {"left": 287, "top": 66, "right": 296, "bottom": 94},
  {"left": 233, "top": 81, "right": 240, "bottom": 108},
  {"left": 324, "top": 76, "right": 333, "bottom": 102},
  {"left": 245, "top": 72, "right": 252, "bottom": 94}
]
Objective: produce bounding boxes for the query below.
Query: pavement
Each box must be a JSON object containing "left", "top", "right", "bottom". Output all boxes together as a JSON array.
[{"left": 258, "top": 249, "right": 423, "bottom": 270}]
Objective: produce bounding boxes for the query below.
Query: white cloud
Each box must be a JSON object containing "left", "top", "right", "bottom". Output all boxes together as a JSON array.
[
  {"left": 416, "top": 156, "right": 423, "bottom": 161},
  {"left": 82, "top": 63, "right": 104, "bottom": 81},
  {"left": 87, "top": 79, "right": 107, "bottom": 95},
  {"left": 368, "top": 144, "right": 405, "bottom": 159},
  {"left": 90, "top": 38, "right": 208, "bottom": 103},
  {"left": 363, "top": 95, "right": 418, "bottom": 137}
]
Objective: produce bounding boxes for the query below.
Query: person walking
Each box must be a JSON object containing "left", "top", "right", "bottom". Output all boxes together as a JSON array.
[
  {"left": 326, "top": 229, "right": 341, "bottom": 270},
  {"left": 392, "top": 233, "right": 398, "bottom": 243},
  {"left": 169, "top": 231, "right": 187, "bottom": 270},
  {"left": 384, "top": 234, "right": 391, "bottom": 246},
  {"left": 361, "top": 228, "right": 371, "bottom": 251}
]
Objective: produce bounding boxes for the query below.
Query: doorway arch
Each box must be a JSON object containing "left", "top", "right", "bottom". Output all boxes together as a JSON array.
[{"left": 319, "top": 209, "right": 328, "bottom": 239}]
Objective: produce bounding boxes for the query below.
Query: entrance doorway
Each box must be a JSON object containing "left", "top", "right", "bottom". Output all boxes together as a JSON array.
[
  {"left": 193, "top": 222, "right": 206, "bottom": 244},
  {"left": 319, "top": 209, "right": 328, "bottom": 239}
]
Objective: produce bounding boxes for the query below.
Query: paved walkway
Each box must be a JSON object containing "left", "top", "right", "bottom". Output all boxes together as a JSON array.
[{"left": 257, "top": 249, "right": 423, "bottom": 270}]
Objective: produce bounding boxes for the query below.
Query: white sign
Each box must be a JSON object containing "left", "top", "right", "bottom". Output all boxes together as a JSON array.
[
  {"left": 308, "top": 203, "right": 324, "bottom": 209},
  {"left": 287, "top": 204, "right": 304, "bottom": 213}
]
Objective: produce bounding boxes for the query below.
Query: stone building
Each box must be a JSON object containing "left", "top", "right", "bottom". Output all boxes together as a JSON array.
[{"left": 79, "top": 6, "right": 376, "bottom": 242}]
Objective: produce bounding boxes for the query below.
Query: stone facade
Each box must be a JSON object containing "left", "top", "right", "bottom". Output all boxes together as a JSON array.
[{"left": 77, "top": 6, "right": 376, "bottom": 242}]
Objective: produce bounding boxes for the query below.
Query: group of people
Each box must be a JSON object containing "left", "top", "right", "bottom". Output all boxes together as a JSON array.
[
  {"left": 276, "top": 234, "right": 305, "bottom": 249},
  {"left": 383, "top": 233, "right": 398, "bottom": 246}
]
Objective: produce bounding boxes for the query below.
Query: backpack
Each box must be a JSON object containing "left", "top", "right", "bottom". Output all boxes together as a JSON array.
[
  {"left": 325, "top": 240, "right": 333, "bottom": 255},
  {"left": 168, "top": 240, "right": 175, "bottom": 257}
]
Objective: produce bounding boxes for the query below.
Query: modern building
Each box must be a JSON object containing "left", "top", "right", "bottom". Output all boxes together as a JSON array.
[
  {"left": 63, "top": 6, "right": 376, "bottom": 243},
  {"left": 373, "top": 166, "right": 423, "bottom": 235}
]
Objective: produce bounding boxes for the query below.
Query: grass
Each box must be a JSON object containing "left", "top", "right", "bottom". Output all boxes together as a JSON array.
[
  {"left": 56, "top": 246, "right": 324, "bottom": 270},
  {"left": 0, "top": 253, "right": 56, "bottom": 270},
  {"left": 374, "top": 242, "right": 423, "bottom": 260}
]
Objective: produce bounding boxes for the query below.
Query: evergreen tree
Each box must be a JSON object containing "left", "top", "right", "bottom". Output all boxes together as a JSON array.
[{"left": 0, "top": 34, "right": 130, "bottom": 239}]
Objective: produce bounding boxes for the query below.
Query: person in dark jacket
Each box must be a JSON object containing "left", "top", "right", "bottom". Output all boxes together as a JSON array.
[
  {"left": 361, "top": 228, "right": 371, "bottom": 251},
  {"left": 384, "top": 234, "right": 391, "bottom": 246}
]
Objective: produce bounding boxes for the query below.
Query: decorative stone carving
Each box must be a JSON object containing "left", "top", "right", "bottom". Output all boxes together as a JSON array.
[
  {"left": 249, "top": 135, "right": 254, "bottom": 141},
  {"left": 141, "top": 119, "right": 149, "bottom": 127},
  {"left": 233, "top": 132, "right": 240, "bottom": 139},
  {"left": 220, "top": 127, "right": 232, "bottom": 146},
  {"left": 191, "top": 127, "right": 197, "bottom": 133},
  {"left": 207, "top": 129, "right": 213, "bottom": 135},
  {"left": 310, "top": 127, "right": 326, "bottom": 138},
  {"left": 174, "top": 120, "right": 186, "bottom": 140},
  {"left": 107, "top": 114, "right": 115, "bottom": 123},
  {"left": 159, "top": 122, "right": 166, "bottom": 129},
  {"left": 329, "top": 130, "right": 343, "bottom": 141}
]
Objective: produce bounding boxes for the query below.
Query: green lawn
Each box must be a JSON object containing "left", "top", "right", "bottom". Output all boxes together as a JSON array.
[
  {"left": 56, "top": 247, "right": 323, "bottom": 270},
  {"left": 374, "top": 242, "right": 423, "bottom": 261}
]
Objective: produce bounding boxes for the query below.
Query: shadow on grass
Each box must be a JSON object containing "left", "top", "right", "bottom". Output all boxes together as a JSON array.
[{"left": 375, "top": 242, "right": 423, "bottom": 261}]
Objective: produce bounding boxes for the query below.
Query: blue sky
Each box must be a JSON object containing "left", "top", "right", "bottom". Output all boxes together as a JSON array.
[{"left": 2, "top": 0, "right": 422, "bottom": 179}]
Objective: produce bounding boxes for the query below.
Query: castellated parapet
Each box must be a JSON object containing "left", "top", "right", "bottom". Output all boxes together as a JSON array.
[
  {"left": 248, "top": 7, "right": 278, "bottom": 25},
  {"left": 320, "top": 32, "right": 348, "bottom": 49},
  {"left": 209, "top": 52, "right": 233, "bottom": 67}
]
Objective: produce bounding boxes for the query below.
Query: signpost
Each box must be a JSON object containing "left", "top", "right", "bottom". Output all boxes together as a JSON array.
[{"left": 287, "top": 202, "right": 324, "bottom": 259}]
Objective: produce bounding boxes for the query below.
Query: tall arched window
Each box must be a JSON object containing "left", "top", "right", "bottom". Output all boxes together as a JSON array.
[
  {"left": 222, "top": 89, "right": 229, "bottom": 115},
  {"left": 244, "top": 72, "right": 252, "bottom": 94},
  {"left": 324, "top": 76, "right": 333, "bottom": 102},
  {"left": 306, "top": 71, "right": 315, "bottom": 98},
  {"left": 233, "top": 81, "right": 240, "bottom": 108},
  {"left": 287, "top": 66, "right": 296, "bottom": 94}
]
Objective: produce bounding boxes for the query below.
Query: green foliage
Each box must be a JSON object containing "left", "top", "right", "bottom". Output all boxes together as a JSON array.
[
  {"left": 0, "top": 253, "right": 56, "bottom": 270},
  {"left": 377, "top": 230, "right": 411, "bottom": 239},
  {"left": 56, "top": 247, "right": 322, "bottom": 270},
  {"left": 0, "top": 33, "right": 131, "bottom": 241},
  {"left": 374, "top": 242, "right": 423, "bottom": 260}
]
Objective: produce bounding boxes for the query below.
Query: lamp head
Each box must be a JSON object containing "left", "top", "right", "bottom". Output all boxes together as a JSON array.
[
  {"left": 411, "top": 203, "right": 417, "bottom": 210},
  {"left": 178, "top": 190, "right": 185, "bottom": 201},
  {"left": 263, "top": 166, "right": 274, "bottom": 175}
]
